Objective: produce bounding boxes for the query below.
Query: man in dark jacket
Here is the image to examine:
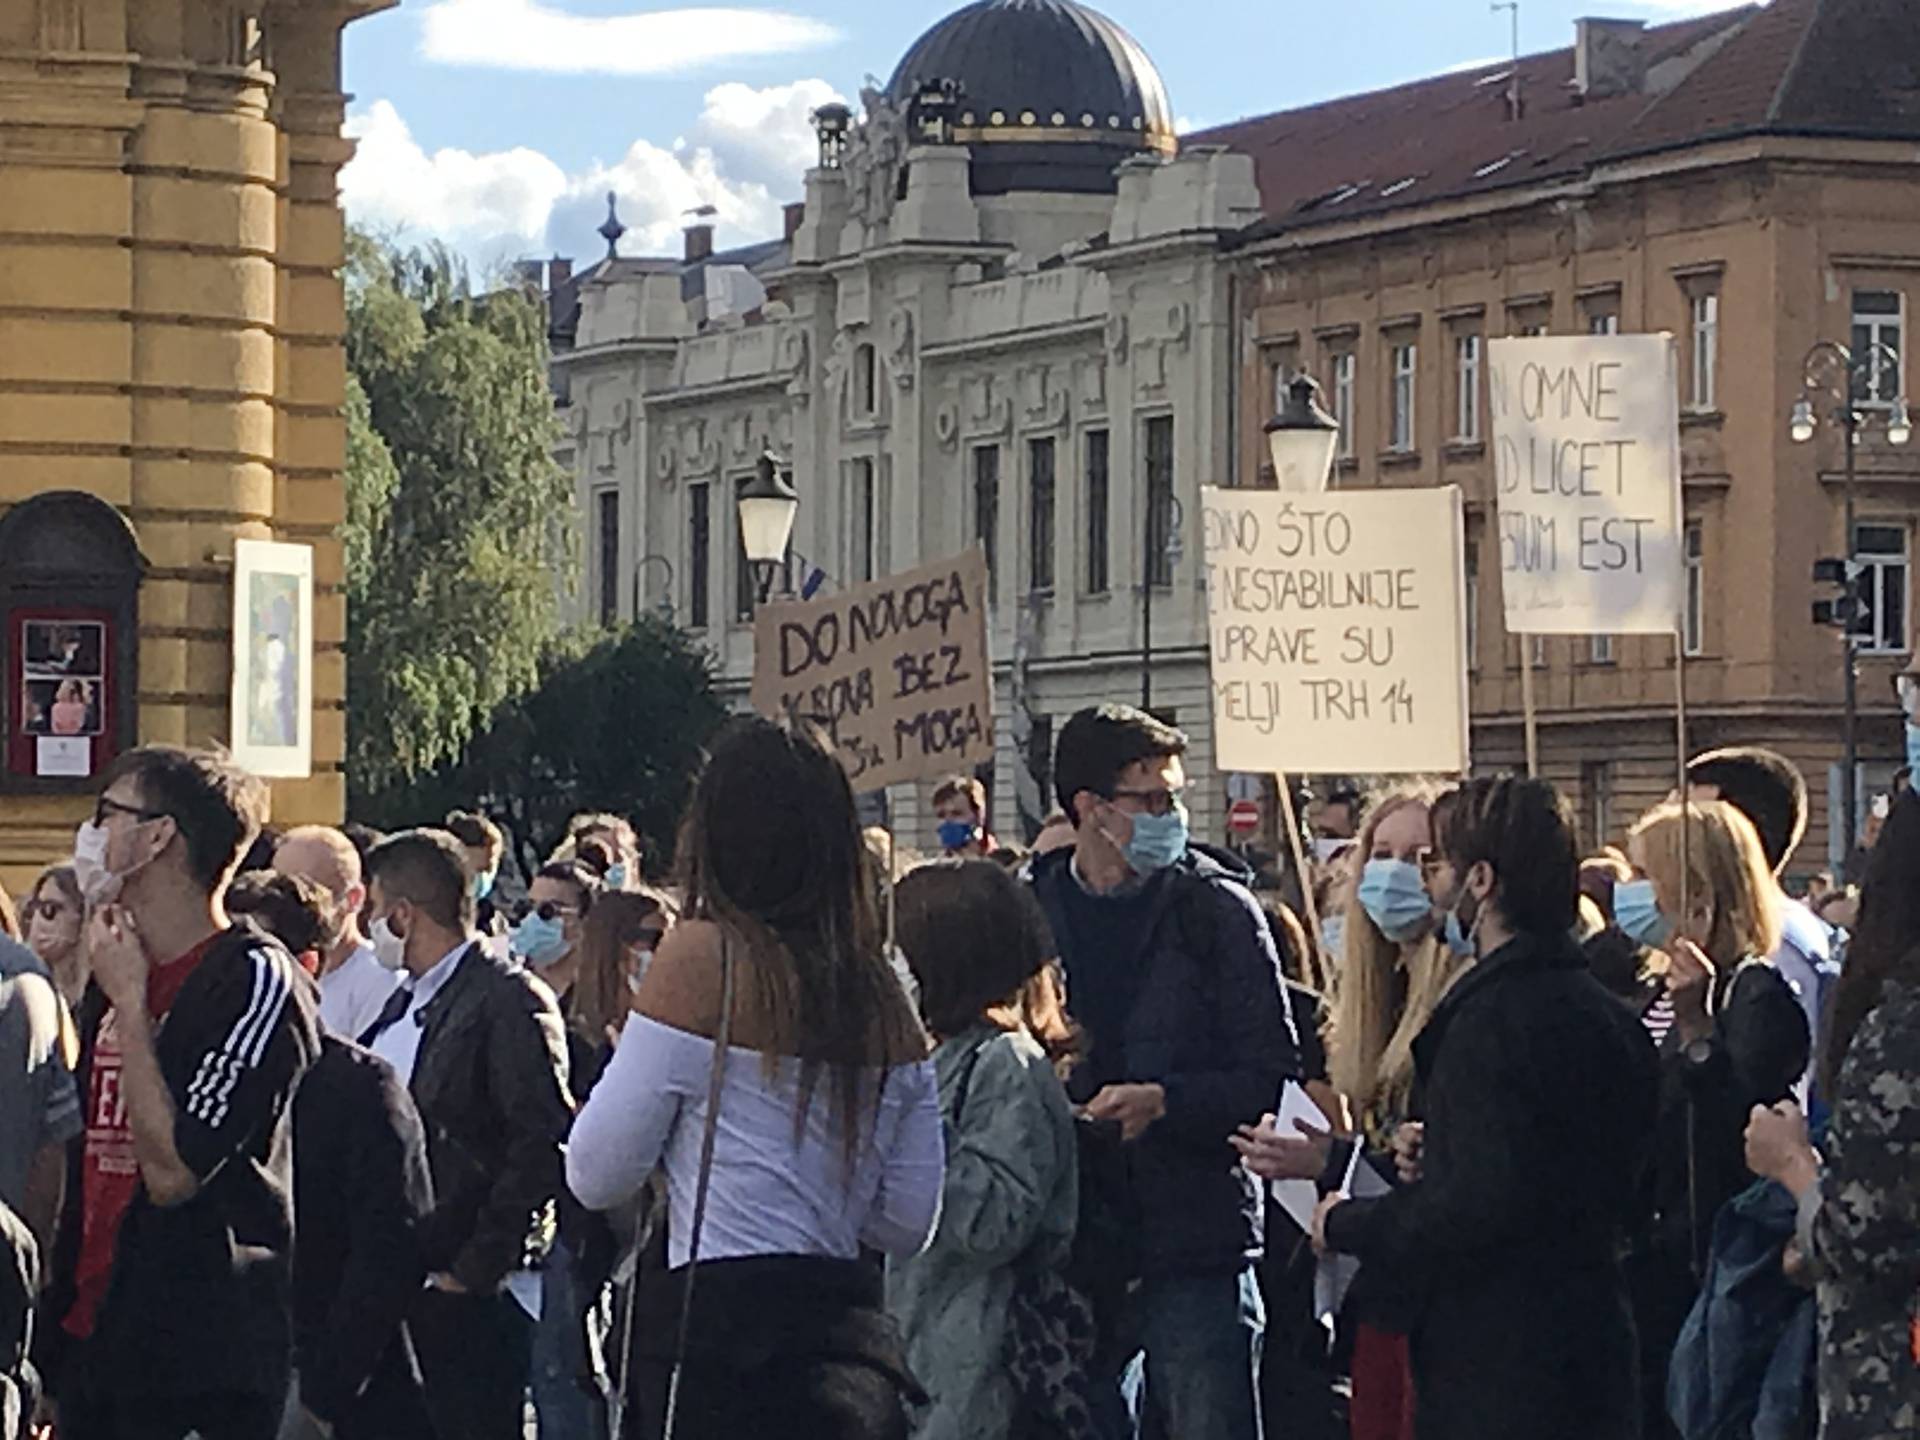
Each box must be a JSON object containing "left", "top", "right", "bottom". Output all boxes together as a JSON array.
[
  {"left": 1316, "top": 776, "right": 1659, "bottom": 1440},
  {"left": 1030, "top": 705, "right": 1297, "bottom": 1440},
  {"left": 54, "top": 746, "right": 321, "bottom": 1440},
  {"left": 360, "top": 829, "right": 573, "bottom": 1440}
]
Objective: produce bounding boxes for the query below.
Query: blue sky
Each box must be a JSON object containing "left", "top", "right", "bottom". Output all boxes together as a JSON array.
[{"left": 339, "top": 0, "right": 1752, "bottom": 272}]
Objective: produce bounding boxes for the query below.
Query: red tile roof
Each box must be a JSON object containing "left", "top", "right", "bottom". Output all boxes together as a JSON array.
[{"left": 1192, "top": 0, "right": 1920, "bottom": 241}]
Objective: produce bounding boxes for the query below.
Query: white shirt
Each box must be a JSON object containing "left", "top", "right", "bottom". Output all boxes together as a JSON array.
[
  {"left": 369, "top": 941, "right": 471, "bottom": 1087},
  {"left": 318, "top": 942, "right": 403, "bottom": 1043}
]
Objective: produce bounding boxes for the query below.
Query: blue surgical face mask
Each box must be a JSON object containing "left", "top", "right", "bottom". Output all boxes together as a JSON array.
[
  {"left": 471, "top": 869, "right": 496, "bottom": 903},
  {"left": 937, "top": 819, "right": 979, "bottom": 851},
  {"left": 1122, "top": 803, "right": 1189, "bottom": 878},
  {"left": 604, "top": 862, "right": 628, "bottom": 891},
  {"left": 1612, "top": 879, "right": 1673, "bottom": 950},
  {"left": 512, "top": 912, "right": 571, "bottom": 969},
  {"left": 1357, "top": 859, "right": 1434, "bottom": 944},
  {"left": 1442, "top": 906, "right": 1476, "bottom": 959},
  {"left": 1320, "top": 914, "right": 1347, "bottom": 966}
]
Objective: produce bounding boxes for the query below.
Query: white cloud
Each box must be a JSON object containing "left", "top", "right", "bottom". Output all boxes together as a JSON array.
[
  {"left": 419, "top": 0, "right": 837, "bottom": 76},
  {"left": 341, "top": 81, "right": 842, "bottom": 271}
]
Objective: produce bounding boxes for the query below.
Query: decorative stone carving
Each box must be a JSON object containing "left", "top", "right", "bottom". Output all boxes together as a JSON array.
[
  {"left": 823, "top": 331, "right": 851, "bottom": 405},
  {"left": 1076, "top": 357, "right": 1108, "bottom": 414},
  {"left": 1018, "top": 365, "right": 1068, "bottom": 427},
  {"left": 653, "top": 436, "right": 677, "bottom": 486},
  {"left": 595, "top": 399, "right": 632, "bottom": 473},
  {"left": 727, "top": 411, "right": 755, "bottom": 464},
  {"left": 934, "top": 401, "right": 961, "bottom": 452},
  {"left": 1136, "top": 342, "right": 1169, "bottom": 396},
  {"left": 885, "top": 307, "right": 916, "bottom": 392},
  {"left": 843, "top": 83, "right": 908, "bottom": 231},
  {"left": 1165, "top": 301, "right": 1191, "bottom": 347},
  {"left": 779, "top": 327, "right": 811, "bottom": 400},
  {"left": 680, "top": 419, "right": 720, "bottom": 477},
  {"left": 961, "top": 374, "right": 1011, "bottom": 438},
  {"left": 1105, "top": 314, "right": 1129, "bottom": 363}
]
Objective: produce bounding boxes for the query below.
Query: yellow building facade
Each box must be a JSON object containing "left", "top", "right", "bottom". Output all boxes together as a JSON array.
[{"left": 0, "top": 0, "right": 387, "bottom": 891}]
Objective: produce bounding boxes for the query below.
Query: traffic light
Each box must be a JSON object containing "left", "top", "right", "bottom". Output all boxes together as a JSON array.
[{"left": 1812, "top": 557, "right": 1868, "bottom": 630}]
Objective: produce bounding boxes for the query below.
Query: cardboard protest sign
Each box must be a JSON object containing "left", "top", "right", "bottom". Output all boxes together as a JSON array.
[
  {"left": 751, "top": 547, "right": 993, "bottom": 792},
  {"left": 1489, "top": 335, "right": 1684, "bottom": 636},
  {"left": 1202, "top": 486, "right": 1469, "bottom": 776}
]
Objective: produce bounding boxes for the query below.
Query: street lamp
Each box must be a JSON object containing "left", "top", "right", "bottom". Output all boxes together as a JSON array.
[
  {"left": 1140, "top": 494, "right": 1183, "bottom": 711},
  {"left": 1265, "top": 372, "right": 1341, "bottom": 493},
  {"left": 738, "top": 446, "right": 799, "bottom": 603},
  {"left": 1788, "top": 338, "right": 1912, "bottom": 879}
]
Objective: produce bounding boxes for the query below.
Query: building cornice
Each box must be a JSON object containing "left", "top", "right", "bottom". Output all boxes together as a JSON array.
[
  {"left": 921, "top": 316, "right": 1106, "bottom": 361},
  {"left": 552, "top": 339, "right": 682, "bottom": 373},
  {"left": 645, "top": 372, "right": 791, "bottom": 409}
]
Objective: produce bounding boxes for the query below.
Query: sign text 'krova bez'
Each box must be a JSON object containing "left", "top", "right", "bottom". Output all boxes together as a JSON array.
[
  {"left": 1487, "top": 335, "right": 1684, "bottom": 637},
  {"left": 750, "top": 548, "right": 993, "bottom": 792},
  {"left": 1201, "top": 487, "right": 1470, "bottom": 777}
]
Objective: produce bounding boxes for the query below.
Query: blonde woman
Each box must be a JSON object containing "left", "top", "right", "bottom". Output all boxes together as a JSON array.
[
  {"left": 1620, "top": 800, "right": 1810, "bottom": 1440},
  {"left": 1236, "top": 787, "right": 1467, "bottom": 1440}
]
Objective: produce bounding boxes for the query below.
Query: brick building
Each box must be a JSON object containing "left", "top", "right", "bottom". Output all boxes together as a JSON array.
[{"left": 1208, "top": 0, "right": 1920, "bottom": 877}]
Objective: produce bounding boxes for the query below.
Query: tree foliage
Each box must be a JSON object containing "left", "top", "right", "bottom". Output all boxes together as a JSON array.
[
  {"left": 343, "top": 230, "right": 574, "bottom": 805},
  {"left": 358, "top": 618, "right": 728, "bottom": 880}
]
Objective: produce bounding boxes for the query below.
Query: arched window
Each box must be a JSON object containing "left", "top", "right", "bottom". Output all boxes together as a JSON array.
[{"left": 0, "top": 492, "right": 146, "bottom": 790}]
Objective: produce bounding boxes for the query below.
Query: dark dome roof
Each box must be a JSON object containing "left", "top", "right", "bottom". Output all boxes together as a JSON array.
[{"left": 887, "top": 0, "right": 1175, "bottom": 194}]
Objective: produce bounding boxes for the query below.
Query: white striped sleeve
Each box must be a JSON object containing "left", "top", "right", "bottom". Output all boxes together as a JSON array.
[{"left": 174, "top": 946, "right": 311, "bottom": 1180}]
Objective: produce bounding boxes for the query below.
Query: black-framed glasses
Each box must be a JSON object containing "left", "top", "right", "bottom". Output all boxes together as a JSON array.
[
  {"left": 512, "top": 899, "right": 579, "bottom": 924},
  {"left": 93, "top": 795, "right": 167, "bottom": 828},
  {"left": 1109, "top": 787, "right": 1187, "bottom": 818}
]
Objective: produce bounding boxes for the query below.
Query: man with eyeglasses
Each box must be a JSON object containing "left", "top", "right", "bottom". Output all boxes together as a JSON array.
[
  {"left": 1028, "top": 705, "right": 1298, "bottom": 1440},
  {"left": 358, "top": 829, "right": 572, "bottom": 1440},
  {"left": 45, "top": 746, "right": 319, "bottom": 1440}
]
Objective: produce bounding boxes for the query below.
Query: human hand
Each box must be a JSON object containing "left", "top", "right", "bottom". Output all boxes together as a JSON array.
[
  {"left": 1231, "top": 1113, "right": 1331, "bottom": 1181},
  {"left": 1667, "top": 939, "right": 1716, "bottom": 1039},
  {"left": 1084, "top": 1083, "right": 1167, "bottom": 1143},
  {"left": 87, "top": 904, "right": 148, "bottom": 1011},
  {"left": 1391, "top": 1121, "right": 1426, "bottom": 1184},
  {"left": 1310, "top": 1193, "right": 1343, "bottom": 1256},
  {"left": 1745, "top": 1102, "right": 1818, "bottom": 1194},
  {"left": 427, "top": 1271, "right": 470, "bottom": 1294}
]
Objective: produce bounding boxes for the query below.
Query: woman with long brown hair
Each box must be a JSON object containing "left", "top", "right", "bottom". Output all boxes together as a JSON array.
[
  {"left": 567, "top": 717, "right": 942, "bottom": 1440},
  {"left": 20, "top": 865, "right": 87, "bottom": 1009},
  {"left": 1745, "top": 787, "right": 1920, "bottom": 1440}
]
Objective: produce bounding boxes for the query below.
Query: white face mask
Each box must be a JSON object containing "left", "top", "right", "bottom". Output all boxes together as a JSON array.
[
  {"left": 73, "top": 820, "right": 121, "bottom": 908},
  {"left": 368, "top": 916, "right": 408, "bottom": 973},
  {"left": 626, "top": 948, "right": 654, "bottom": 995}
]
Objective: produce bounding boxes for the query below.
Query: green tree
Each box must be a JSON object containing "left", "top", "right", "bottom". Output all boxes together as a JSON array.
[
  {"left": 343, "top": 230, "right": 573, "bottom": 806},
  {"left": 361, "top": 618, "right": 728, "bottom": 880}
]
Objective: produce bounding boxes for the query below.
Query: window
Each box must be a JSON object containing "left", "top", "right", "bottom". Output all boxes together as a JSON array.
[
  {"left": 1689, "top": 291, "right": 1719, "bottom": 410},
  {"left": 1684, "top": 521, "right": 1704, "bottom": 656},
  {"left": 1390, "top": 341, "right": 1417, "bottom": 452},
  {"left": 1851, "top": 290, "right": 1904, "bottom": 407},
  {"left": 1581, "top": 761, "right": 1615, "bottom": 852},
  {"left": 1588, "top": 634, "right": 1616, "bottom": 665},
  {"left": 851, "top": 457, "right": 877, "bottom": 583},
  {"left": 595, "top": 489, "right": 619, "bottom": 628},
  {"left": 1464, "top": 534, "right": 1480, "bottom": 670},
  {"left": 1454, "top": 334, "right": 1482, "bottom": 442},
  {"left": 1085, "top": 429, "right": 1110, "bottom": 594},
  {"left": 1589, "top": 310, "right": 1620, "bottom": 336},
  {"left": 1028, "top": 437, "right": 1056, "bottom": 593},
  {"left": 853, "top": 343, "right": 878, "bottom": 418},
  {"left": 1144, "top": 415, "right": 1175, "bottom": 588},
  {"left": 687, "top": 482, "right": 710, "bottom": 629},
  {"left": 973, "top": 445, "right": 1000, "bottom": 591},
  {"left": 1329, "top": 351, "right": 1356, "bottom": 459},
  {"left": 1854, "top": 521, "right": 1909, "bottom": 654}
]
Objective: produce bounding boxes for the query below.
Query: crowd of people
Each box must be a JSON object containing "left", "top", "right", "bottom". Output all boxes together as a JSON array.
[{"left": 0, "top": 713, "right": 1913, "bottom": 1440}]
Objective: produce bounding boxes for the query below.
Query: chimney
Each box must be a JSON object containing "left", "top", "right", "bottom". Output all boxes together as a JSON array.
[
  {"left": 1575, "top": 18, "right": 1647, "bottom": 101},
  {"left": 684, "top": 222, "right": 714, "bottom": 263},
  {"left": 548, "top": 256, "right": 572, "bottom": 291},
  {"left": 783, "top": 202, "right": 806, "bottom": 242}
]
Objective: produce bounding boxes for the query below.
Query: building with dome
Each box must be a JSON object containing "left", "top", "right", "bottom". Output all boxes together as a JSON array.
[{"left": 546, "top": 0, "right": 1260, "bottom": 845}]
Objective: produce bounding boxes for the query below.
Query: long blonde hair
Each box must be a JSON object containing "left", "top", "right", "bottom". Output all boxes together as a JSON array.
[
  {"left": 1628, "top": 800, "right": 1781, "bottom": 969},
  {"left": 1327, "top": 789, "right": 1466, "bottom": 1123}
]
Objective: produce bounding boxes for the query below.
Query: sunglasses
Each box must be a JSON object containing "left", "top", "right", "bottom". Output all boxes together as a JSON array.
[{"left": 512, "top": 899, "right": 579, "bottom": 924}]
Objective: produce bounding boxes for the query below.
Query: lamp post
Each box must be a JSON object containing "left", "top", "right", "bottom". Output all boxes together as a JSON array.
[
  {"left": 1140, "top": 494, "right": 1183, "bottom": 712},
  {"left": 738, "top": 446, "right": 799, "bottom": 604},
  {"left": 1265, "top": 372, "right": 1342, "bottom": 494},
  {"left": 631, "top": 554, "right": 676, "bottom": 623},
  {"left": 1790, "top": 339, "right": 1912, "bottom": 879}
]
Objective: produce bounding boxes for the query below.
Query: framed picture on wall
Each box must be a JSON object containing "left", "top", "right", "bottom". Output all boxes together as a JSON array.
[{"left": 231, "top": 539, "right": 313, "bottom": 780}]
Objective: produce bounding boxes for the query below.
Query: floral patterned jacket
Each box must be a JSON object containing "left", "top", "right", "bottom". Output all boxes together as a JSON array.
[{"left": 1800, "top": 978, "right": 1920, "bottom": 1440}]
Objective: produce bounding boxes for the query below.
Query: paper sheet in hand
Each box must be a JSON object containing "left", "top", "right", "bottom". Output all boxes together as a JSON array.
[
  {"left": 1315, "top": 1149, "right": 1393, "bottom": 1329},
  {"left": 1265, "top": 1080, "right": 1333, "bottom": 1234}
]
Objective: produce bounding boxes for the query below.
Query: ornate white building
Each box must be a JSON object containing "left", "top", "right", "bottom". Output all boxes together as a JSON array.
[{"left": 546, "top": 0, "right": 1262, "bottom": 846}]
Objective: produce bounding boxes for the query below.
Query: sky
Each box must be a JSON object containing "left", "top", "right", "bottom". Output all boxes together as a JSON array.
[{"left": 339, "top": 0, "right": 1760, "bottom": 276}]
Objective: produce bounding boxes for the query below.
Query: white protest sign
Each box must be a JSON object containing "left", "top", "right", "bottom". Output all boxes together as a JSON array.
[
  {"left": 1489, "top": 335, "right": 1684, "bottom": 636},
  {"left": 1202, "top": 485, "right": 1470, "bottom": 776}
]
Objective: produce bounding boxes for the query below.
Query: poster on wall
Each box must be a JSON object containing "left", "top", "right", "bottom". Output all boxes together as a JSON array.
[
  {"left": 230, "top": 539, "right": 313, "bottom": 780},
  {"left": 1201, "top": 485, "right": 1471, "bottom": 777},
  {"left": 1487, "top": 334, "right": 1685, "bottom": 636},
  {"left": 4, "top": 611, "right": 117, "bottom": 782}
]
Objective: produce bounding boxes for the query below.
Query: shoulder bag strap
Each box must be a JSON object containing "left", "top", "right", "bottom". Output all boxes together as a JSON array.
[{"left": 660, "top": 930, "right": 737, "bottom": 1440}]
